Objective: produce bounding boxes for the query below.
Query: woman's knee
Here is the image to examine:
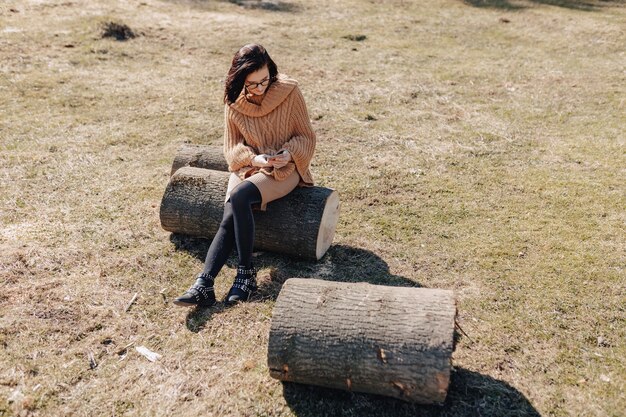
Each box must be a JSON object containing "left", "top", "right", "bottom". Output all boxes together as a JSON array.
[{"left": 230, "top": 182, "right": 261, "bottom": 208}]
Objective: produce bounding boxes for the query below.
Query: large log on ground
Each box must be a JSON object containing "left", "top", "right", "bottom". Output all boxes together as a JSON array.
[
  {"left": 268, "top": 278, "right": 456, "bottom": 404},
  {"left": 170, "top": 144, "right": 228, "bottom": 175},
  {"left": 160, "top": 167, "right": 340, "bottom": 260}
]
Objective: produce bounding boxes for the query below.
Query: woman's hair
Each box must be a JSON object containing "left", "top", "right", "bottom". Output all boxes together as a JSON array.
[{"left": 224, "top": 44, "right": 278, "bottom": 104}]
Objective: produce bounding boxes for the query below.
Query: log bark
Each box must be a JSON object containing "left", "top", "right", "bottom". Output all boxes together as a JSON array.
[
  {"left": 268, "top": 278, "right": 456, "bottom": 404},
  {"left": 170, "top": 144, "right": 228, "bottom": 175},
  {"left": 159, "top": 167, "right": 340, "bottom": 260}
]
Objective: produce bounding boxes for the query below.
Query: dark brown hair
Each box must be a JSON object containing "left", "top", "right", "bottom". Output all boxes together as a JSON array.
[{"left": 224, "top": 44, "right": 278, "bottom": 104}]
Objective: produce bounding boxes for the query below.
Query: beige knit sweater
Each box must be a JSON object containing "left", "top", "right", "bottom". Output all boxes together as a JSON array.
[{"left": 223, "top": 74, "right": 316, "bottom": 185}]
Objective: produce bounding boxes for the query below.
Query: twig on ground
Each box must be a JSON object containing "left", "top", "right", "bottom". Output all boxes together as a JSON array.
[
  {"left": 125, "top": 292, "right": 139, "bottom": 312},
  {"left": 117, "top": 342, "right": 135, "bottom": 356},
  {"left": 455, "top": 319, "right": 474, "bottom": 343},
  {"left": 87, "top": 351, "right": 97, "bottom": 369}
]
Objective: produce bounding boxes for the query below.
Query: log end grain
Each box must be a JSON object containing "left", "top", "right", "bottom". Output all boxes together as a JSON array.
[
  {"left": 159, "top": 167, "right": 229, "bottom": 235},
  {"left": 315, "top": 190, "right": 340, "bottom": 260}
]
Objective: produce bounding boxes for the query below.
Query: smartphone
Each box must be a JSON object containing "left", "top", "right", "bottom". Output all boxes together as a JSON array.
[{"left": 266, "top": 151, "right": 286, "bottom": 161}]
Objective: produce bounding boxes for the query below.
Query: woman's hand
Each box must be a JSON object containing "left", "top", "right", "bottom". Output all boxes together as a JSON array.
[
  {"left": 251, "top": 154, "right": 273, "bottom": 168},
  {"left": 270, "top": 150, "right": 292, "bottom": 169},
  {"left": 251, "top": 151, "right": 292, "bottom": 168}
]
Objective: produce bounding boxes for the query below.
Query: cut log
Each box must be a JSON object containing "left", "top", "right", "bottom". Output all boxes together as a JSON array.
[
  {"left": 159, "top": 167, "right": 340, "bottom": 260},
  {"left": 170, "top": 144, "right": 228, "bottom": 175},
  {"left": 268, "top": 278, "right": 456, "bottom": 404}
]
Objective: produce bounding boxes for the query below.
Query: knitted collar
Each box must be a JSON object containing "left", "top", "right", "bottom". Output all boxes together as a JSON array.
[{"left": 230, "top": 74, "right": 298, "bottom": 117}]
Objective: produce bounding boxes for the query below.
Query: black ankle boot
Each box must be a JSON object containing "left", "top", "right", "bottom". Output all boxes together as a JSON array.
[
  {"left": 173, "top": 273, "right": 216, "bottom": 307},
  {"left": 225, "top": 266, "right": 257, "bottom": 304}
]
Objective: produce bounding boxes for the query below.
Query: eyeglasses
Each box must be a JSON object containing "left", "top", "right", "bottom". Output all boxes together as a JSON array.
[{"left": 245, "top": 78, "right": 270, "bottom": 90}]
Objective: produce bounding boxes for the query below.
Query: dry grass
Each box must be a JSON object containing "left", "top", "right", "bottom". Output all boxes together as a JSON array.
[{"left": 1, "top": 0, "right": 624, "bottom": 416}]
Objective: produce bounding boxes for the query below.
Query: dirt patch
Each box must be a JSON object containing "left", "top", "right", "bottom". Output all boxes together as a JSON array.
[
  {"left": 228, "top": 0, "right": 299, "bottom": 12},
  {"left": 342, "top": 34, "right": 367, "bottom": 41}
]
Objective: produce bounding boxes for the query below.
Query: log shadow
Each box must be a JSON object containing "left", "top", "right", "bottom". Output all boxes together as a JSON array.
[
  {"left": 247, "top": 243, "right": 422, "bottom": 303},
  {"left": 282, "top": 367, "right": 540, "bottom": 417},
  {"left": 170, "top": 236, "right": 426, "bottom": 329},
  {"left": 259, "top": 243, "right": 421, "bottom": 285},
  {"left": 169, "top": 235, "right": 421, "bottom": 299},
  {"left": 169, "top": 233, "right": 212, "bottom": 263}
]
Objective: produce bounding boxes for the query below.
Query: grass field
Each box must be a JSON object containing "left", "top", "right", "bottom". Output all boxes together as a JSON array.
[{"left": 1, "top": 0, "right": 624, "bottom": 416}]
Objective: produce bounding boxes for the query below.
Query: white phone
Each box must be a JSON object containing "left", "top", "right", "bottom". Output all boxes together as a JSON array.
[{"left": 266, "top": 151, "right": 286, "bottom": 161}]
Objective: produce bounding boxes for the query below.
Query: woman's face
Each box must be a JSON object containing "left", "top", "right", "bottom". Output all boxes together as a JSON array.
[{"left": 244, "top": 65, "right": 270, "bottom": 96}]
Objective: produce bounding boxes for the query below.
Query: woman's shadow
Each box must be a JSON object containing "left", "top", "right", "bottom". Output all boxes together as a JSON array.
[{"left": 170, "top": 235, "right": 540, "bottom": 416}]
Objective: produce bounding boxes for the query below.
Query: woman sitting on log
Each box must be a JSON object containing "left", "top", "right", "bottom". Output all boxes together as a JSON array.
[{"left": 174, "top": 44, "right": 316, "bottom": 307}]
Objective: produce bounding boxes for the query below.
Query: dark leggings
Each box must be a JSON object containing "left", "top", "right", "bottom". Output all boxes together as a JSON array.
[{"left": 202, "top": 181, "right": 261, "bottom": 277}]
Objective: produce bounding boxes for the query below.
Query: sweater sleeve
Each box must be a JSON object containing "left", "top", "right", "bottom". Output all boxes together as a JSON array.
[
  {"left": 223, "top": 105, "right": 256, "bottom": 172},
  {"left": 281, "top": 86, "right": 316, "bottom": 181}
]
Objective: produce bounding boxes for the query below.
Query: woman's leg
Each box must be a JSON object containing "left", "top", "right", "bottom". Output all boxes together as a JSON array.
[
  {"left": 224, "top": 181, "right": 262, "bottom": 303},
  {"left": 228, "top": 181, "right": 262, "bottom": 268},
  {"left": 173, "top": 202, "right": 236, "bottom": 307},
  {"left": 201, "top": 201, "right": 235, "bottom": 278}
]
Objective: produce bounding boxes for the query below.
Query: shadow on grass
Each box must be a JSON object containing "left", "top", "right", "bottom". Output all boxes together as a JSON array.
[
  {"left": 184, "top": 302, "right": 228, "bottom": 333},
  {"left": 169, "top": 234, "right": 421, "bottom": 290},
  {"left": 169, "top": 235, "right": 423, "bottom": 331},
  {"left": 282, "top": 367, "right": 540, "bottom": 417},
  {"left": 171, "top": 236, "right": 499, "bottom": 414},
  {"left": 462, "top": 0, "right": 623, "bottom": 11}
]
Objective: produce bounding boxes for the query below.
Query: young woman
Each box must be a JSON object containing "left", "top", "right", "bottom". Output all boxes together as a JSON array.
[{"left": 174, "top": 44, "right": 316, "bottom": 307}]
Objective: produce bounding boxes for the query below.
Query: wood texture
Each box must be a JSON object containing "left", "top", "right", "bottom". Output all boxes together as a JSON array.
[
  {"left": 159, "top": 167, "right": 339, "bottom": 260},
  {"left": 170, "top": 144, "right": 229, "bottom": 176},
  {"left": 268, "top": 278, "right": 456, "bottom": 404}
]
